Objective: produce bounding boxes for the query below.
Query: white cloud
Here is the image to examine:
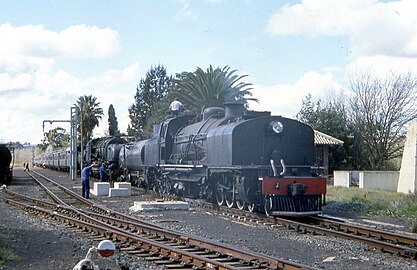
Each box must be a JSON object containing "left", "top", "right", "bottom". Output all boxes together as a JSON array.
[
  {"left": 346, "top": 55, "right": 417, "bottom": 78},
  {"left": 0, "top": 72, "right": 33, "bottom": 92},
  {"left": 80, "top": 63, "right": 141, "bottom": 137},
  {"left": 0, "top": 54, "right": 54, "bottom": 75},
  {"left": 0, "top": 62, "right": 140, "bottom": 144},
  {"left": 0, "top": 23, "right": 120, "bottom": 59},
  {"left": 267, "top": 0, "right": 417, "bottom": 57},
  {"left": 0, "top": 23, "right": 126, "bottom": 143},
  {"left": 175, "top": 0, "right": 198, "bottom": 20},
  {"left": 249, "top": 71, "right": 343, "bottom": 118}
]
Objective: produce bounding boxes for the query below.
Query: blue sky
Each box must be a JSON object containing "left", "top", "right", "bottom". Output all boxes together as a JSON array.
[{"left": 1, "top": 0, "right": 417, "bottom": 144}]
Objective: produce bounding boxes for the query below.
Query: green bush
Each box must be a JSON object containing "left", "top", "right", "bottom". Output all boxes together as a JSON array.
[
  {"left": 327, "top": 186, "right": 417, "bottom": 218},
  {"left": 0, "top": 233, "right": 19, "bottom": 269}
]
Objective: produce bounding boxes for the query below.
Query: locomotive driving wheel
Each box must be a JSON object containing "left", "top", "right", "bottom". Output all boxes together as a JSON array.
[
  {"left": 215, "top": 191, "right": 224, "bottom": 206},
  {"left": 224, "top": 176, "right": 235, "bottom": 208},
  {"left": 215, "top": 178, "right": 225, "bottom": 206},
  {"left": 215, "top": 175, "right": 235, "bottom": 207},
  {"left": 236, "top": 199, "right": 246, "bottom": 210},
  {"left": 225, "top": 193, "right": 235, "bottom": 208},
  {"left": 247, "top": 202, "right": 256, "bottom": 212}
]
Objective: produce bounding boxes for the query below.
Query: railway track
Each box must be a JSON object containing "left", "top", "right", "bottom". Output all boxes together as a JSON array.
[
  {"left": 1, "top": 170, "right": 318, "bottom": 270},
  {"left": 194, "top": 200, "right": 417, "bottom": 260}
]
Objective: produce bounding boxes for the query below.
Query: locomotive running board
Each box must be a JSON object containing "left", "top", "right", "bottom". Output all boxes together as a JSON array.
[{"left": 159, "top": 164, "right": 204, "bottom": 168}]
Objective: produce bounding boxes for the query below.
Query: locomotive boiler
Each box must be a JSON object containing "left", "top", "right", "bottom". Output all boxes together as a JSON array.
[
  {"left": 85, "top": 136, "right": 127, "bottom": 165},
  {"left": 85, "top": 136, "right": 127, "bottom": 178},
  {"left": 0, "top": 144, "right": 13, "bottom": 185},
  {"left": 119, "top": 103, "right": 326, "bottom": 216}
]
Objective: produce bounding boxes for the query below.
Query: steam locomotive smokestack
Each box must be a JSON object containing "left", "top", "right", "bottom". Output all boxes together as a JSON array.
[{"left": 224, "top": 102, "right": 245, "bottom": 118}]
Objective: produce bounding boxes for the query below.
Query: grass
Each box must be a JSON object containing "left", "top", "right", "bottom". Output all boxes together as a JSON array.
[
  {"left": 0, "top": 232, "right": 19, "bottom": 269},
  {"left": 327, "top": 185, "right": 417, "bottom": 218}
]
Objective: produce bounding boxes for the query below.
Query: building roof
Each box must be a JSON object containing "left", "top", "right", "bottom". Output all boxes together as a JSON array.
[{"left": 314, "top": 130, "right": 344, "bottom": 145}]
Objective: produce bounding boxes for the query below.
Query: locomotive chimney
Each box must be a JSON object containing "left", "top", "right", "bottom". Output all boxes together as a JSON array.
[{"left": 224, "top": 102, "right": 245, "bottom": 119}]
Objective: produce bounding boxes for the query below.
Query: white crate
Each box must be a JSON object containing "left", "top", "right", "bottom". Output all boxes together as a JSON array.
[
  {"left": 114, "top": 182, "right": 131, "bottom": 195},
  {"left": 90, "top": 182, "right": 110, "bottom": 196},
  {"left": 109, "top": 188, "right": 130, "bottom": 197}
]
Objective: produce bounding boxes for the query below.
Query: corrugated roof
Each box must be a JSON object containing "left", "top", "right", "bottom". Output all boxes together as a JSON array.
[{"left": 314, "top": 130, "right": 344, "bottom": 145}]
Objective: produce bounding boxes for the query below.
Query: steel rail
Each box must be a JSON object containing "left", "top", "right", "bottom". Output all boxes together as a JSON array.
[
  {"left": 10, "top": 170, "right": 318, "bottom": 270},
  {"left": 1, "top": 195, "right": 315, "bottom": 270},
  {"left": 27, "top": 171, "right": 67, "bottom": 205},
  {"left": 196, "top": 200, "right": 417, "bottom": 259},
  {"left": 30, "top": 169, "right": 417, "bottom": 260},
  {"left": 4, "top": 187, "right": 295, "bottom": 269},
  {"left": 310, "top": 216, "right": 417, "bottom": 252}
]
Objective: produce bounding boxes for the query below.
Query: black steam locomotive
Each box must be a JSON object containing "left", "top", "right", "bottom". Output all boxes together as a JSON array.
[
  {"left": 35, "top": 103, "right": 326, "bottom": 216},
  {"left": 119, "top": 103, "right": 326, "bottom": 216},
  {"left": 0, "top": 144, "right": 13, "bottom": 185}
]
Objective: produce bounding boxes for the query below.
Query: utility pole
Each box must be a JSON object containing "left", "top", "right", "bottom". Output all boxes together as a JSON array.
[
  {"left": 80, "top": 114, "right": 84, "bottom": 173},
  {"left": 70, "top": 107, "right": 78, "bottom": 180},
  {"left": 42, "top": 106, "right": 78, "bottom": 180}
]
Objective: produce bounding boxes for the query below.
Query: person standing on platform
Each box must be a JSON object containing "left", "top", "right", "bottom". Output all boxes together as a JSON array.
[
  {"left": 108, "top": 162, "right": 116, "bottom": 182},
  {"left": 99, "top": 163, "right": 108, "bottom": 182},
  {"left": 169, "top": 97, "right": 182, "bottom": 118},
  {"left": 81, "top": 163, "right": 93, "bottom": 199}
]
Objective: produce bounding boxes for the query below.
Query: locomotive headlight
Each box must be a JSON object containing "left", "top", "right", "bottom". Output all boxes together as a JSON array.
[{"left": 270, "top": 121, "right": 284, "bottom": 134}]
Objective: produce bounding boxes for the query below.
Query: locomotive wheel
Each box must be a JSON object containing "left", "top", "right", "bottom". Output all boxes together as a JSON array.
[
  {"left": 225, "top": 191, "right": 235, "bottom": 208},
  {"left": 236, "top": 199, "right": 246, "bottom": 210},
  {"left": 223, "top": 176, "right": 235, "bottom": 208},
  {"left": 215, "top": 177, "right": 227, "bottom": 206},
  {"left": 215, "top": 191, "right": 224, "bottom": 206},
  {"left": 127, "top": 173, "right": 136, "bottom": 186},
  {"left": 247, "top": 202, "right": 256, "bottom": 212}
]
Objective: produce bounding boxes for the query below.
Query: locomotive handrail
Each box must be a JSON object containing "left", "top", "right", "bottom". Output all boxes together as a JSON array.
[
  {"left": 270, "top": 159, "right": 278, "bottom": 177},
  {"left": 269, "top": 159, "right": 286, "bottom": 177},
  {"left": 280, "top": 159, "right": 286, "bottom": 176}
]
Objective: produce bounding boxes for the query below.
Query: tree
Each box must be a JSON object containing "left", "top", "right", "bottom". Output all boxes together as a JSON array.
[
  {"left": 38, "top": 127, "right": 70, "bottom": 151},
  {"left": 297, "top": 94, "right": 348, "bottom": 139},
  {"left": 297, "top": 94, "right": 354, "bottom": 170},
  {"left": 128, "top": 65, "right": 173, "bottom": 139},
  {"left": 348, "top": 72, "right": 417, "bottom": 170},
  {"left": 172, "top": 65, "right": 257, "bottom": 114},
  {"left": 75, "top": 95, "right": 104, "bottom": 146},
  {"left": 108, "top": 104, "right": 119, "bottom": 136}
]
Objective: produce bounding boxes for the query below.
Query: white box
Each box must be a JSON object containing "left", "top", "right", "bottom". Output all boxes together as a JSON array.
[
  {"left": 90, "top": 182, "right": 110, "bottom": 196},
  {"left": 114, "top": 182, "right": 131, "bottom": 195},
  {"left": 109, "top": 188, "right": 130, "bottom": 197}
]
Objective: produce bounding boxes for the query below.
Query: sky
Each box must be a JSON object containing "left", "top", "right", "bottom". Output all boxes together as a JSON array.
[{"left": 1, "top": 0, "right": 417, "bottom": 144}]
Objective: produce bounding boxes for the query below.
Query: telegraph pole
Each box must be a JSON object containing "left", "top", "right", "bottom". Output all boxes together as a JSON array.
[
  {"left": 42, "top": 106, "right": 78, "bottom": 180},
  {"left": 70, "top": 107, "right": 78, "bottom": 180}
]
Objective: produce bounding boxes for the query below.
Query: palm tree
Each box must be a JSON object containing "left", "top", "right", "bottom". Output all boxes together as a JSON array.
[
  {"left": 172, "top": 65, "right": 257, "bottom": 114},
  {"left": 75, "top": 95, "right": 104, "bottom": 146}
]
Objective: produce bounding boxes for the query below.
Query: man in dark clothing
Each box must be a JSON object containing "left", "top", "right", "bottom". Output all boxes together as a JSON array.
[
  {"left": 108, "top": 162, "right": 119, "bottom": 182},
  {"left": 81, "top": 163, "right": 93, "bottom": 199},
  {"left": 99, "top": 163, "right": 108, "bottom": 182}
]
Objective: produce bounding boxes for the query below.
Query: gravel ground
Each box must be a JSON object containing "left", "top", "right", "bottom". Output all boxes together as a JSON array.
[{"left": 1, "top": 167, "right": 417, "bottom": 270}]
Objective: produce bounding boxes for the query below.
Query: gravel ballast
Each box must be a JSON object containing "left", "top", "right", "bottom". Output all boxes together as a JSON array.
[{"left": 1, "top": 167, "right": 416, "bottom": 270}]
